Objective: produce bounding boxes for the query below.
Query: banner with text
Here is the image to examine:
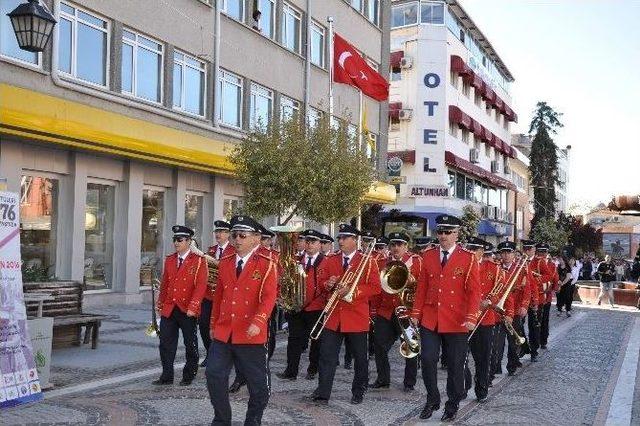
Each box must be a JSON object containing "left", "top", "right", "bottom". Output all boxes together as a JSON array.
[{"left": 0, "top": 191, "right": 42, "bottom": 408}]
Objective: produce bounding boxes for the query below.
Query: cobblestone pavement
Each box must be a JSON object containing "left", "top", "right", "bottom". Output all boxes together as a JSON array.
[{"left": 1, "top": 304, "right": 639, "bottom": 425}]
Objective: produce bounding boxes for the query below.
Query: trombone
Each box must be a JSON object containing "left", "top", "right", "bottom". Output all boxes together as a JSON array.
[{"left": 310, "top": 239, "right": 377, "bottom": 340}]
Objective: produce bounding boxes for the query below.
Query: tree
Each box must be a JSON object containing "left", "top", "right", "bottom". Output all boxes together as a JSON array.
[
  {"left": 557, "top": 212, "right": 603, "bottom": 255},
  {"left": 459, "top": 205, "right": 480, "bottom": 242},
  {"left": 529, "top": 102, "right": 564, "bottom": 227},
  {"left": 230, "top": 114, "right": 376, "bottom": 225},
  {"left": 529, "top": 216, "right": 569, "bottom": 253}
]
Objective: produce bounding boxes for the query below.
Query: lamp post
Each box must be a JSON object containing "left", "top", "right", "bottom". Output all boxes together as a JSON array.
[{"left": 7, "top": 0, "right": 56, "bottom": 53}]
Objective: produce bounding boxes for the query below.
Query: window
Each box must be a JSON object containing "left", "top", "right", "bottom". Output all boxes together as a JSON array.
[
  {"left": 485, "top": 144, "right": 491, "bottom": 157},
  {"left": 448, "top": 171, "right": 456, "bottom": 197},
  {"left": 391, "top": 66, "right": 401, "bottom": 81},
  {"left": 280, "top": 96, "right": 300, "bottom": 121},
  {"left": 185, "top": 193, "right": 203, "bottom": 248},
  {"left": 420, "top": 1, "right": 444, "bottom": 25},
  {"left": 488, "top": 186, "right": 499, "bottom": 207},
  {"left": 450, "top": 70, "right": 458, "bottom": 88},
  {"left": 461, "top": 129, "right": 469, "bottom": 144},
  {"left": 351, "top": 0, "right": 364, "bottom": 13},
  {"left": 218, "top": 69, "right": 243, "bottom": 128},
  {"left": 223, "top": 196, "right": 243, "bottom": 220},
  {"left": 459, "top": 29, "right": 465, "bottom": 43},
  {"left": 173, "top": 51, "right": 205, "bottom": 116},
  {"left": 474, "top": 180, "right": 483, "bottom": 204},
  {"left": 59, "top": 2, "right": 108, "bottom": 86},
  {"left": 465, "top": 177, "right": 474, "bottom": 200},
  {"left": 391, "top": 2, "right": 418, "bottom": 28},
  {"left": 366, "top": 0, "right": 380, "bottom": 26},
  {"left": 503, "top": 116, "right": 509, "bottom": 130},
  {"left": 462, "top": 79, "right": 470, "bottom": 97},
  {"left": 221, "top": 0, "right": 243, "bottom": 21},
  {"left": 256, "top": 0, "right": 275, "bottom": 39},
  {"left": 85, "top": 182, "right": 115, "bottom": 290},
  {"left": 310, "top": 21, "right": 325, "bottom": 68},
  {"left": 456, "top": 173, "right": 465, "bottom": 200},
  {"left": 249, "top": 83, "right": 273, "bottom": 128},
  {"left": 475, "top": 92, "right": 482, "bottom": 107},
  {"left": 307, "top": 107, "right": 322, "bottom": 129},
  {"left": 0, "top": 0, "right": 39, "bottom": 64},
  {"left": 20, "top": 175, "right": 58, "bottom": 281},
  {"left": 140, "top": 189, "right": 164, "bottom": 286},
  {"left": 449, "top": 121, "right": 458, "bottom": 137},
  {"left": 282, "top": 2, "right": 301, "bottom": 53},
  {"left": 122, "top": 30, "right": 163, "bottom": 103}
]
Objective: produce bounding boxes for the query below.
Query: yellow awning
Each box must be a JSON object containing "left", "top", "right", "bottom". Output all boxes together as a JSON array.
[{"left": 0, "top": 83, "right": 396, "bottom": 204}]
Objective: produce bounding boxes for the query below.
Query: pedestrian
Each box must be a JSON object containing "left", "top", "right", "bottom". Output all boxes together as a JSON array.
[
  {"left": 556, "top": 258, "right": 573, "bottom": 316},
  {"left": 153, "top": 225, "right": 208, "bottom": 386},
  {"left": 596, "top": 255, "right": 616, "bottom": 308},
  {"left": 205, "top": 215, "right": 278, "bottom": 426},
  {"left": 615, "top": 261, "right": 625, "bottom": 282}
]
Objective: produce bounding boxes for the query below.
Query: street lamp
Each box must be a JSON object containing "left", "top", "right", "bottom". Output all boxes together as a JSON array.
[{"left": 7, "top": 0, "right": 56, "bottom": 53}]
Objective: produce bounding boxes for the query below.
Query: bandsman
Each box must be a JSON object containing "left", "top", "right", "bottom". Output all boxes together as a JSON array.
[
  {"left": 410, "top": 215, "right": 480, "bottom": 422},
  {"left": 521, "top": 239, "right": 541, "bottom": 362},
  {"left": 205, "top": 215, "right": 278, "bottom": 425},
  {"left": 370, "top": 232, "right": 421, "bottom": 392},
  {"left": 414, "top": 236, "right": 438, "bottom": 255},
  {"left": 320, "top": 233, "right": 335, "bottom": 256},
  {"left": 153, "top": 225, "right": 208, "bottom": 386},
  {"left": 308, "top": 223, "right": 381, "bottom": 405},
  {"left": 536, "top": 243, "right": 558, "bottom": 348}
]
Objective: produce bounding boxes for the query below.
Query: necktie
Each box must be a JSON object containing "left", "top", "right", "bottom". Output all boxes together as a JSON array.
[
  {"left": 306, "top": 256, "right": 312, "bottom": 272},
  {"left": 441, "top": 251, "right": 449, "bottom": 268},
  {"left": 178, "top": 257, "right": 184, "bottom": 269},
  {"left": 236, "top": 259, "right": 244, "bottom": 278},
  {"left": 218, "top": 247, "right": 223, "bottom": 259},
  {"left": 343, "top": 257, "right": 349, "bottom": 272}
]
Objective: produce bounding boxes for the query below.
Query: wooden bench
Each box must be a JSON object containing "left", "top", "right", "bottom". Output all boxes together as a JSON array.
[{"left": 23, "top": 281, "right": 117, "bottom": 349}]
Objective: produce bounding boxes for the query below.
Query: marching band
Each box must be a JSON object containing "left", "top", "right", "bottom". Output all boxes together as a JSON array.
[{"left": 155, "top": 214, "right": 562, "bottom": 424}]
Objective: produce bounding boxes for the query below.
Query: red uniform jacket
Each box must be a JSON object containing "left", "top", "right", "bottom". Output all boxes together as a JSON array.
[
  {"left": 530, "top": 256, "right": 554, "bottom": 306},
  {"left": 300, "top": 252, "right": 327, "bottom": 312},
  {"left": 205, "top": 243, "right": 236, "bottom": 301},
  {"left": 479, "top": 259, "right": 501, "bottom": 326},
  {"left": 410, "top": 245, "right": 481, "bottom": 333},
  {"left": 157, "top": 251, "right": 208, "bottom": 318},
  {"left": 546, "top": 258, "right": 560, "bottom": 304},
  {"left": 369, "top": 254, "right": 388, "bottom": 317},
  {"left": 316, "top": 251, "right": 381, "bottom": 333},
  {"left": 371, "top": 253, "right": 422, "bottom": 320},
  {"left": 210, "top": 248, "right": 278, "bottom": 344},
  {"left": 502, "top": 261, "right": 531, "bottom": 318}
]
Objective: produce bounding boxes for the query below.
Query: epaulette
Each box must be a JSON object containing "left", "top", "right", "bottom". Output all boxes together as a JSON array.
[
  {"left": 423, "top": 246, "right": 437, "bottom": 253},
  {"left": 459, "top": 246, "right": 474, "bottom": 254},
  {"left": 219, "top": 253, "right": 235, "bottom": 261},
  {"left": 256, "top": 252, "right": 275, "bottom": 262}
]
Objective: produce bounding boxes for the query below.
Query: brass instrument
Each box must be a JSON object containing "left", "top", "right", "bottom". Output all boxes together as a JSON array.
[
  {"left": 146, "top": 278, "right": 161, "bottom": 338},
  {"left": 271, "top": 226, "right": 307, "bottom": 312},
  {"left": 190, "top": 242, "right": 219, "bottom": 292},
  {"left": 310, "top": 239, "right": 377, "bottom": 340},
  {"left": 504, "top": 317, "right": 526, "bottom": 345},
  {"left": 380, "top": 257, "right": 420, "bottom": 358}
]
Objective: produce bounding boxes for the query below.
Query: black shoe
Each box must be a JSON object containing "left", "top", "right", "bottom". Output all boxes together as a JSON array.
[
  {"left": 495, "top": 369, "right": 503, "bottom": 375},
  {"left": 441, "top": 410, "right": 457, "bottom": 422},
  {"left": 540, "top": 345, "right": 547, "bottom": 350},
  {"left": 344, "top": 361, "right": 352, "bottom": 370},
  {"left": 305, "top": 371, "right": 316, "bottom": 380},
  {"left": 229, "top": 380, "right": 246, "bottom": 393},
  {"left": 462, "top": 392, "right": 468, "bottom": 400},
  {"left": 477, "top": 396, "right": 488, "bottom": 403},
  {"left": 152, "top": 378, "right": 173, "bottom": 385},
  {"left": 368, "top": 380, "right": 390, "bottom": 389},
  {"left": 516, "top": 361, "right": 523, "bottom": 368},
  {"left": 419, "top": 403, "right": 439, "bottom": 420},
  {"left": 309, "top": 395, "right": 328, "bottom": 405},
  {"left": 403, "top": 385, "right": 414, "bottom": 392},
  {"left": 566, "top": 311, "right": 571, "bottom": 317},
  {"left": 508, "top": 371, "right": 516, "bottom": 376},
  {"left": 179, "top": 378, "right": 193, "bottom": 386},
  {"left": 276, "top": 372, "right": 297, "bottom": 380},
  {"left": 350, "top": 394, "right": 363, "bottom": 404},
  {"left": 199, "top": 359, "right": 207, "bottom": 367},
  {"left": 531, "top": 355, "right": 538, "bottom": 362}
]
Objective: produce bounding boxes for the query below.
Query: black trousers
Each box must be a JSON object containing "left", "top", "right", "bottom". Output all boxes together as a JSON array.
[
  {"left": 557, "top": 284, "right": 575, "bottom": 312},
  {"left": 372, "top": 315, "right": 418, "bottom": 387},
  {"left": 527, "top": 307, "right": 540, "bottom": 357},
  {"left": 234, "top": 309, "right": 277, "bottom": 385},
  {"left": 199, "top": 299, "right": 213, "bottom": 359},
  {"left": 468, "top": 324, "right": 494, "bottom": 399},
  {"left": 283, "top": 310, "right": 321, "bottom": 376},
  {"left": 506, "top": 316, "right": 524, "bottom": 374},
  {"left": 317, "top": 329, "right": 368, "bottom": 399},
  {"left": 490, "top": 323, "right": 506, "bottom": 377},
  {"left": 205, "top": 339, "right": 270, "bottom": 426},
  {"left": 159, "top": 307, "right": 199, "bottom": 381},
  {"left": 539, "top": 302, "right": 551, "bottom": 346},
  {"left": 420, "top": 327, "right": 468, "bottom": 413}
]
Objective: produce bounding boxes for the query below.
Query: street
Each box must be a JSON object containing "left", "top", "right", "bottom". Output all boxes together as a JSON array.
[{"left": 1, "top": 303, "right": 639, "bottom": 425}]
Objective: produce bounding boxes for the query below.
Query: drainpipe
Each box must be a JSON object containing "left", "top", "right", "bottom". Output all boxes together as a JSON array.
[{"left": 303, "top": 0, "right": 311, "bottom": 113}]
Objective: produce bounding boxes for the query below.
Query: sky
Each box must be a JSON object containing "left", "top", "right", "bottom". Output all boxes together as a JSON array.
[{"left": 458, "top": 0, "right": 640, "bottom": 208}]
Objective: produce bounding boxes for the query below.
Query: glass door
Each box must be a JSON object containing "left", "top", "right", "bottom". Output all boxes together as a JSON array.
[
  {"left": 141, "top": 188, "right": 164, "bottom": 286},
  {"left": 84, "top": 183, "right": 115, "bottom": 290}
]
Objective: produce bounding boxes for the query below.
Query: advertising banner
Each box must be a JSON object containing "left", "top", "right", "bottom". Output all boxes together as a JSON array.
[{"left": 0, "top": 191, "right": 43, "bottom": 408}]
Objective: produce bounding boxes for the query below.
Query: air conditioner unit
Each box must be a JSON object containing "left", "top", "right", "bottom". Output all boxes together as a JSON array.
[
  {"left": 469, "top": 148, "right": 480, "bottom": 164},
  {"left": 504, "top": 164, "right": 511, "bottom": 175},
  {"left": 400, "top": 56, "right": 413, "bottom": 69},
  {"left": 398, "top": 109, "right": 413, "bottom": 120},
  {"left": 490, "top": 160, "right": 499, "bottom": 173}
]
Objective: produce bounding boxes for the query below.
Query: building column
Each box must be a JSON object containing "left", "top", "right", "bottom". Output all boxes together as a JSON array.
[
  {"left": 201, "top": 175, "right": 216, "bottom": 249},
  {"left": 0, "top": 139, "right": 22, "bottom": 193},
  {"left": 164, "top": 169, "right": 186, "bottom": 254},
  {"left": 67, "top": 152, "right": 88, "bottom": 282}
]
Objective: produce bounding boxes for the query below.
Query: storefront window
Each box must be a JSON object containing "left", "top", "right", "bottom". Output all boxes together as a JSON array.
[
  {"left": 465, "top": 178, "right": 474, "bottom": 201},
  {"left": 84, "top": 183, "right": 115, "bottom": 290},
  {"left": 141, "top": 189, "right": 164, "bottom": 286},
  {"left": 185, "top": 193, "right": 203, "bottom": 248},
  {"left": 447, "top": 171, "right": 456, "bottom": 197},
  {"left": 20, "top": 176, "right": 58, "bottom": 281},
  {"left": 456, "top": 173, "right": 465, "bottom": 200},
  {"left": 488, "top": 187, "right": 499, "bottom": 207}
]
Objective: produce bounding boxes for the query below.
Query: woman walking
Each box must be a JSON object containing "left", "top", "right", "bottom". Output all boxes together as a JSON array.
[{"left": 557, "top": 258, "right": 578, "bottom": 317}]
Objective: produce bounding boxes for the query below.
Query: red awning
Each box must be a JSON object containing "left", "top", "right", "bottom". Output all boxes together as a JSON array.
[
  {"left": 389, "top": 102, "right": 402, "bottom": 120},
  {"left": 494, "top": 96, "right": 504, "bottom": 111},
  {"left": 471, "top": 118, "right": 484, "bottom": 137},
  {"left": 470, "top": 73, "right": 484, "bottom": 90},
  {"left": 483, "top": 86, "right": 496, "bottom": 104},
  {"left": 445, "top": 151, "right": 516, "bottom": 190},
  {"left": 483, "top": 127, "right": 494, "bottom": 144},
  {"left": 450, "top": 55, "right": 472, "bottom": 75},
  {"left": 387, "top": 150, "right": 416, "bottom": 164},
  {"left": 449, "top": 105, "right": 472, "bottom": 130},
  {"left": 390, "top": 51, "right": 404, "bottom": 69}
]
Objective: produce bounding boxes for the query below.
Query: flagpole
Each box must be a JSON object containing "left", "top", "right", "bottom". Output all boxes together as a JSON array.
[
  {"left": 358, "top": 89, "right": 363, "bottom": 150},
  {"left": 327, "top": 16, "right": 334, "bottom": 118}
]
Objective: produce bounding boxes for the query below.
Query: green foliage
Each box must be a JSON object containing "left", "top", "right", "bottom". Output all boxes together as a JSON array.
[
  {"left": 557, "top": 212, "right": 603, "bottom": 254},
  {"left": 230, "top": 114, "right": 376, "bottom": 225},
  {"left": 529, "top": 216, "right": 569, "bottom": 252},
  {"left": 459, "top": 205, "right": 480, "bottom": 242},
  {"left": 22, "top": 264, "right": 49, "bottom": 282},
  {"left": 529, "top": 102, "right": 563, "bottom": 226},
  {"left": 360, "top": 203, "right": 384, "bottom": 236}
]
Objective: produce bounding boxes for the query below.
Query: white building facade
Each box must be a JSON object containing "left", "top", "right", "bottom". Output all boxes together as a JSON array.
[{"left": 385, "top": 0, "right": 518, "bottom": 243}]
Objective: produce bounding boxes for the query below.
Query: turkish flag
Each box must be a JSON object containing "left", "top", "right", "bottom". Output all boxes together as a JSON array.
[{"left": 333, "top": 33, "right": 389, "bottom": 101}]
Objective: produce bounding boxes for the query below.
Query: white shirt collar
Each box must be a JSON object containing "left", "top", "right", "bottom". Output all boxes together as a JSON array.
[
  {"left": 219, "top": 241, "right": 229, "bottom": 250},
  {"left": 236, "top": 246, "right": 259, "bottom": 267},
  {"left": 440, "top": 245, "right": 455, "bottom": 261},
  {"left": 305, "top": 252, "right": 319, "bottom": 264},
  {"left": 342, "top": 250, "right": 357, "bottom": 263},
  {"left": 178, "top": 250, "right": 191, "bottom": 263}
]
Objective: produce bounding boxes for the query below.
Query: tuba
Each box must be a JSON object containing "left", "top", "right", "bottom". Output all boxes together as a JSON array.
[
  {"left": 271, "top": 226, "right": 307, "bottom": 312},
  {"left": 190, "top": 242, "right": 219, "bottom": 293}
]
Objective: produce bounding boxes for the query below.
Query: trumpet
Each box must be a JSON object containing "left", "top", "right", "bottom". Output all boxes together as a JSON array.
[
  {"left": 310, "top": 239, "right": 377, "bottom": 340},
  {"left": 503, "top": 316, "right": 526, "bottom": 346},
  {"left": 190, "top": 242, "right": 219, "bottom": 293}
]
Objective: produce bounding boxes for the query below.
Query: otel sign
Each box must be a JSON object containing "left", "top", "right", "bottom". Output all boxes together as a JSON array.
[{"left": 387, "top": 156, "right": 403, "bottom": 173}]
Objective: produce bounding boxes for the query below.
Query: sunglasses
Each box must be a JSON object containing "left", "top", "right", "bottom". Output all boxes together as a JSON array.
[
  {"left": 389, "top": 241, "right": 406, "bottom": 247},
  {"left": 172, "top": 237, "right": 187, "bottom": 242},
  {"left": 436, "top": 229, "right": 455, "bottom": 235},
  {"left": 231, "top": 231, "right": 253, "bottom": 240}
]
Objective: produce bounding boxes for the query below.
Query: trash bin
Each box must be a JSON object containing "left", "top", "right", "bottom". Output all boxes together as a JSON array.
[{"left": 27, "top": 317, "right": 54, "bottom": 390}]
